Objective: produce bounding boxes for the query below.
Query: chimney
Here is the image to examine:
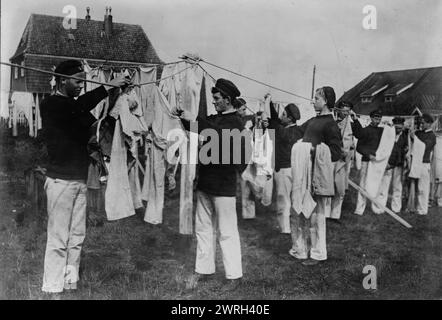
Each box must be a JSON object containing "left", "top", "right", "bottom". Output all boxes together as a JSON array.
[
  {"left": 85, "top": 7, "right": 91, "bottom": 21},
  {"left": 103, "top": 6, "right": 113, "bottom": 36}
]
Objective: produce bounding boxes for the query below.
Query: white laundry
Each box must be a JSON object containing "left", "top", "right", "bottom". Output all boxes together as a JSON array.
[
  {"left": 291, "top": 141, "right": 316, "bottom": 219},
  {"left": 109, "top": 89, "right": 149, "bottom": 156},
  {"left": 365, "top": 124, "right": 396, "bottom": 198},
  {"left": 105, "top": 119, "right": 136, "bottom": 221},
  {"left": 434, "top": 134, "right": 442, "bottom": 182},
  {"left": 11, "top": 91, "right": 35, "bottom": 137},
  {"left": 251, "top": 128, "right": 274, "bottom": 177},
  {"left": 135, "top": 66, "right": 157, "bottom": 128},
  {"left": 409, "top": 136, "right": 426, "bottom": 179},
  {"left": 204, "top": 74, "right": 216, "bottom": 116}
]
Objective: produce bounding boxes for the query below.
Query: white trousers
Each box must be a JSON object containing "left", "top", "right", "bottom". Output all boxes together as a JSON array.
[
  {"left": 195, "top": 191, "right": 242, "bottom": 279},
  {"left": 417, "top": 163, "right": 431, "bottom": 215},
  {"left": 372, "top": 167, "right": 404, "bottom": 214},
  {"left": 330, "top": 160, "right": 352, "bottom": 219},
  {"left": 354, "top": 161, "right": 369, "bottom": 215},
  {"left": 42, "top": 177, "right": 87, "bottom": 293},
  {"left": 274, "top": 168, "right": 292, "bottom": 233},
  {"left": 290, "top": 196, "right": 329, "bottom": 261}
]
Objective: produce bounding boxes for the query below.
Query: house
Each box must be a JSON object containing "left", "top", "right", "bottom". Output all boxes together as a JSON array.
[
  {"left": 338, "top": 66, "right": 442, "bottom": 117},
  {"left": 8, "top": 8, "right": 163, "bottom": 136}
]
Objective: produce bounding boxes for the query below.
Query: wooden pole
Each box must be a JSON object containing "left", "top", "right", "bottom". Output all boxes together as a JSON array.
[
  {"left": 348, "top": 179, "right": 412, "bottom": 229},
  {"left": 311, "top": 65, "right": 316, "bottom": 100}
]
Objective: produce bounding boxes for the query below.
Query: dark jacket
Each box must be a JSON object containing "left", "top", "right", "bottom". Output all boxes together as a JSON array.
[
  {"left": 388, "top": 131, "right": 408, "bottom": 167},
  {"left": 181, "top": 111, "right": 246, "bottom": 197},
  {"left": 40, "top": 86, "right": 108, "bottom": 180},
  {"left": 268, "top": 102, "right": 303, "bottom": 171},
  {"left": 415, "top": 130, "right": 436, "bottom": 163},
  {"left": 352, "top": 119, "right": 384, "bottom": 162},
  {"left": 299, "top": 114, "right": 343, "bottom": 162}
]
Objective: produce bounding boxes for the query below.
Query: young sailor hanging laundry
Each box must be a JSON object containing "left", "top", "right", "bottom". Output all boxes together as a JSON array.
[
  {"left": 371, "top": 117, "right": 408, "bottom": 214},
  {"left": 329, "top": 100, "right": 354, "bottom": 221},
  {"left": 39, "top": 60, "right": 129, "bottom": 294},
  {"left": 266, "top": 98, "right": 303, "bottom": 233},
  {"left": 413, "top": 113, "right": 437, "bottom": 215},
  {"left": 175, "top": 78, "right": 246, "bottom": 292},
  {"left": 289, "top": 86, "right": 343, "bottom": 266},
  {"left": 351, "top": 109, "right": 384, "bottom": 215}
]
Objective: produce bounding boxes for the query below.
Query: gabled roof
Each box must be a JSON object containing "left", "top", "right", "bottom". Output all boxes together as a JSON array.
[
  {"left": 338, "top": 66, "right": 442, "bottom": 115},
  {"left": 10, "top": 13, "right": 163, "bottom": 64}
]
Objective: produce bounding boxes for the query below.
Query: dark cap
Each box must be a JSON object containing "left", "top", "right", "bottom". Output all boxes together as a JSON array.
[
  {"left": 421, "top": 113, "right": 434, "bottom": 123},
  {"left": 370, "top": 109, "right": 382, "bottom": 118},
  {"left": 233, "top": 98, "right": 246, "bottom": 109},
  {"left": 54, "top": 60, "right": 84, "bottom": 76},
  {"left": 392, "top": 117, "right": 405, "bottom": 125},
  {"left": 212, "top": 78, "right": 241, "bottom": 102},
  {"left": 336, "top": 100, "right": 353, "bottom": 110},
  {"left": 285, "top": 103, "right": 300, "bottom": 121}
]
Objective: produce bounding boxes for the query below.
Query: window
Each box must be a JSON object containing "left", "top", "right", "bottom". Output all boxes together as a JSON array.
[
  {"left": 361, "top": 97, "right": 372, "bottom": 103},
  {"left": 20, "top": 62, "right": 25, "bottom": 77},
  {"left": 14, "top": 66, "right": 18, "bottom": 79}
]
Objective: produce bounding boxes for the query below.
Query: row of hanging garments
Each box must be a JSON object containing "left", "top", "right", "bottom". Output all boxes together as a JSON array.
[
  {"left": 9, "top": 91, "right": 42, "bottom": 137},
  {"left": 83, "top": 60, "right": 216, "bottom": 234}
]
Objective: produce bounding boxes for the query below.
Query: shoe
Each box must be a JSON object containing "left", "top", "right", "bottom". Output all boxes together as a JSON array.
[
  {"left": 185, "top": 272, "right": 214, "bottom": 290},
  {"left": 64, "top": 282, "right": 77, "bottom": 290},
  {"left": 220, "top": 278, "right": 242, "bottom": 293},
  {"left": 288, "top": 249, "right": 307, "bottom": 260},
  {"left": 302, "top": 259, "right": 321, "bottom": 266}
]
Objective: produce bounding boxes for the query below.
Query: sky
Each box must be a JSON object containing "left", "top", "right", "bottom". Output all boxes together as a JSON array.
[{"left": 1, "top": 0, "right": 442, "bottom": 116}]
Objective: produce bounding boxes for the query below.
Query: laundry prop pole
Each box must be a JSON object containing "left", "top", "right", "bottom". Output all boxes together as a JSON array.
[{"left": 348, "top": 179, "right": 412, "bottom": 229}]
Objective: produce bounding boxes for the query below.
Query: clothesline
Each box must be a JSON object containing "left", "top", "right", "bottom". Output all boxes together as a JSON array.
[
  {"left": 86, "top": 60, "right": 184, "bottom": 69},
  {"left": 181, "top": 56, "right": 313, "bottom": 102},
  {"left": 0, "top": 61, "right": 192, "bottom": 88}
]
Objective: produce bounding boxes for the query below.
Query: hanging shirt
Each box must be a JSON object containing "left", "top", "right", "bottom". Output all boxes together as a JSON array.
[
  {"left": 109, "top": 88, "right": 148, "bottom": 156},
  {"left": 133, "top": 66, "right": 157, "bottom": 128}
]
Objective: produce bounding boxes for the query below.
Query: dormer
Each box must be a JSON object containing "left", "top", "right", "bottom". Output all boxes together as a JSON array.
[
  {"left": 360, "top": 84, "right": 389, "bottom": 103},
  {"left": 383, "top": 83, "right": 414, "bottom": 103}
]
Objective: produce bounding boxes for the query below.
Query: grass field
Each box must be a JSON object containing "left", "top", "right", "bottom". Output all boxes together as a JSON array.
[{"left": 1, "top": 132, "right": 441, "bottom": 300}]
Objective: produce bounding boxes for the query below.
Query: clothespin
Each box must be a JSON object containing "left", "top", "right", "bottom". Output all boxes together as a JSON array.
[{"left": 180, "top": 53, "right": 203, "bottom": 64}]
